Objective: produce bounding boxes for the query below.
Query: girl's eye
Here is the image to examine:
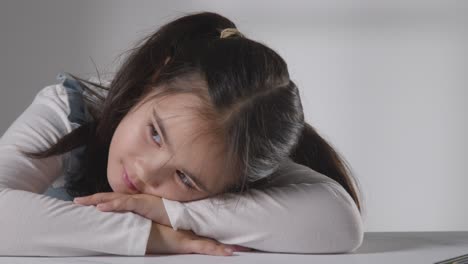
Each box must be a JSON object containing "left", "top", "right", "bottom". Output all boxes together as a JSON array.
[
  {"left": 177, "top": 170, "right": 194, "bottom": 190},
  {"left": 149, "top": 124, "right": 162, "bottom": 145}
]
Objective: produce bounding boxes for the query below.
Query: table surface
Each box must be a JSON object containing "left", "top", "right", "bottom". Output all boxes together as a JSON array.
[{"left": 1, "top": 232, "right": 467, "bottom": 264}]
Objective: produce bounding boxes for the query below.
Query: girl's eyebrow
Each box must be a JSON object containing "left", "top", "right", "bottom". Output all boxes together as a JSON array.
[{"left": 151, "top": 107, "right": 212, "bottom": 194}]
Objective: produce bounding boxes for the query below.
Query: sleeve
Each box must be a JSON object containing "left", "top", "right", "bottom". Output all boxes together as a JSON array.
[
  {"left": 0, "top": 84, "right": 152, "bottom": 257},
  {"left": 162, "top": 160, "right": 364, "bottom": 254}
]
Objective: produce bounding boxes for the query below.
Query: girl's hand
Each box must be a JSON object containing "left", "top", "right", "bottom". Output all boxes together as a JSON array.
[
  {"left": 73, "top": 192, "right": 171, "bottom": 226},
  {"left": 147, "top": 221, "right": 252, "bottom": 256}
]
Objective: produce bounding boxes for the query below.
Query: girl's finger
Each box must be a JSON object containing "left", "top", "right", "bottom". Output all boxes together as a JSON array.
[
  {"left": 188, "top": 239, "right": 233, "bottom": 256},
  {"left": 74, "top": 192, "right": 121, "bottom": 205},
  {"left": 96, "top": 197, "right": 126, "bottom": 211},
  {"left": 230, "top": 245, "right": 253, "bottom": 252},
  {"left": 96, "top": 196, "right": 138, "bottom": 212}
]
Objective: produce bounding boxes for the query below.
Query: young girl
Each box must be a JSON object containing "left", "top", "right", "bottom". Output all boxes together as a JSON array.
[{"left": 0, "top": 11, "right": 365, "bottom": 257}]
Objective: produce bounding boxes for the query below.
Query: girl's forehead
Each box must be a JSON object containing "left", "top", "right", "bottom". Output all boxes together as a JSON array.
[
  {"left": 146, "top": 87, "right": 205, "bottom": 106},
  {"left": 131, "top": 89, "right": 200, "bottom": 115}
]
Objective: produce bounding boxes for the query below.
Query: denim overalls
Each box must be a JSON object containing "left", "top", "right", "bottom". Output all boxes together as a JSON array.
[{"left": 42, "top": 72, "right": 97, "bottom": 201}]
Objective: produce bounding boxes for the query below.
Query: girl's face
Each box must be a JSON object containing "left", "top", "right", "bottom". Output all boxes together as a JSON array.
[{"left": 107, "top": 90, "right": 232, "bottom": 202}]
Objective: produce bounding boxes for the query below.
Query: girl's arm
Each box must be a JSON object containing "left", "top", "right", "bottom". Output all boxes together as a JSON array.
[
  {"left": 161, "top": 159, "right": 365, "bottom": 254},
  {"left": 0, "top": 84, "right": 152, "bottom": 256}
]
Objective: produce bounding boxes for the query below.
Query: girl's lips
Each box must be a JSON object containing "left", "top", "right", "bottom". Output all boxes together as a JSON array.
[{"left": 123, "top": 167, "right": 138, "bottom": 191}]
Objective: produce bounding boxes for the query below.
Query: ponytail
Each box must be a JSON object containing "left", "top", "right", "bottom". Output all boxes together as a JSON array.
[{"left": 289, "top": 122, "right": 364, "bottom": 214}]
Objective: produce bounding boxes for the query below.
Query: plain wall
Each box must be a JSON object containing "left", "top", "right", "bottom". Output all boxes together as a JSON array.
[{"left": 0, "top": 0, "right": 467, "bottom": 232}]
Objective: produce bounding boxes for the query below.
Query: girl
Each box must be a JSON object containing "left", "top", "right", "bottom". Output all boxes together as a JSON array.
[{"left": 0, "top": 11, "right": 365, "bottom": 257}]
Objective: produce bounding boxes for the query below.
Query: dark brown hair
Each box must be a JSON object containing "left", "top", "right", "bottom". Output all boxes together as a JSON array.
[{"left": 21, "top": 11, "right": 363, "bottom": 213}]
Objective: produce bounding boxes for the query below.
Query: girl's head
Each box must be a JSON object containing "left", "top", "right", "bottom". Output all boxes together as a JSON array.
[
  {"left": 106, "top": 77, "right": 234, "bottom": 201},
  {"left": 23, "top": 11, "right": 363, "bottom": 213},
  {"left": 102, "top": 12, "right": 304, "bottom": 202}
]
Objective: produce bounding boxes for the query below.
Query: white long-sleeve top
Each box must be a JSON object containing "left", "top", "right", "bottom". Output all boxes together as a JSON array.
[{"left": 0, "top": 73, "right": 365, "bottom": 256}]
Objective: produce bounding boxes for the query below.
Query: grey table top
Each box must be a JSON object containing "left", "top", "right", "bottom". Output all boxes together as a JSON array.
[{"left": 1, "top": 232, "right": 467, "bottom": 264}]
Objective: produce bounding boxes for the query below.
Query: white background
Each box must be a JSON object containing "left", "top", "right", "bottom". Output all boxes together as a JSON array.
[{"left": 0, "top": 0, "right": 466, "bottom": 232}]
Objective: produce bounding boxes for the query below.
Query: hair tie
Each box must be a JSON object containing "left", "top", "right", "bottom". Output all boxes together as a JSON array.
[{"left": 220, "top": 28, "right": 244, "bottom": 39}]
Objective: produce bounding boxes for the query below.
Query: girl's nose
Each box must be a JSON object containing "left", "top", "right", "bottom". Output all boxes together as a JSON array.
[{"left": 134, "top": 154, "right": 174, "bottom": 186}]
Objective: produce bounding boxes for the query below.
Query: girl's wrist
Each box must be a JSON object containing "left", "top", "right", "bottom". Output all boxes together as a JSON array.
[{"left": 151, "top": 196, "right": 171, "bottom": 226}]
